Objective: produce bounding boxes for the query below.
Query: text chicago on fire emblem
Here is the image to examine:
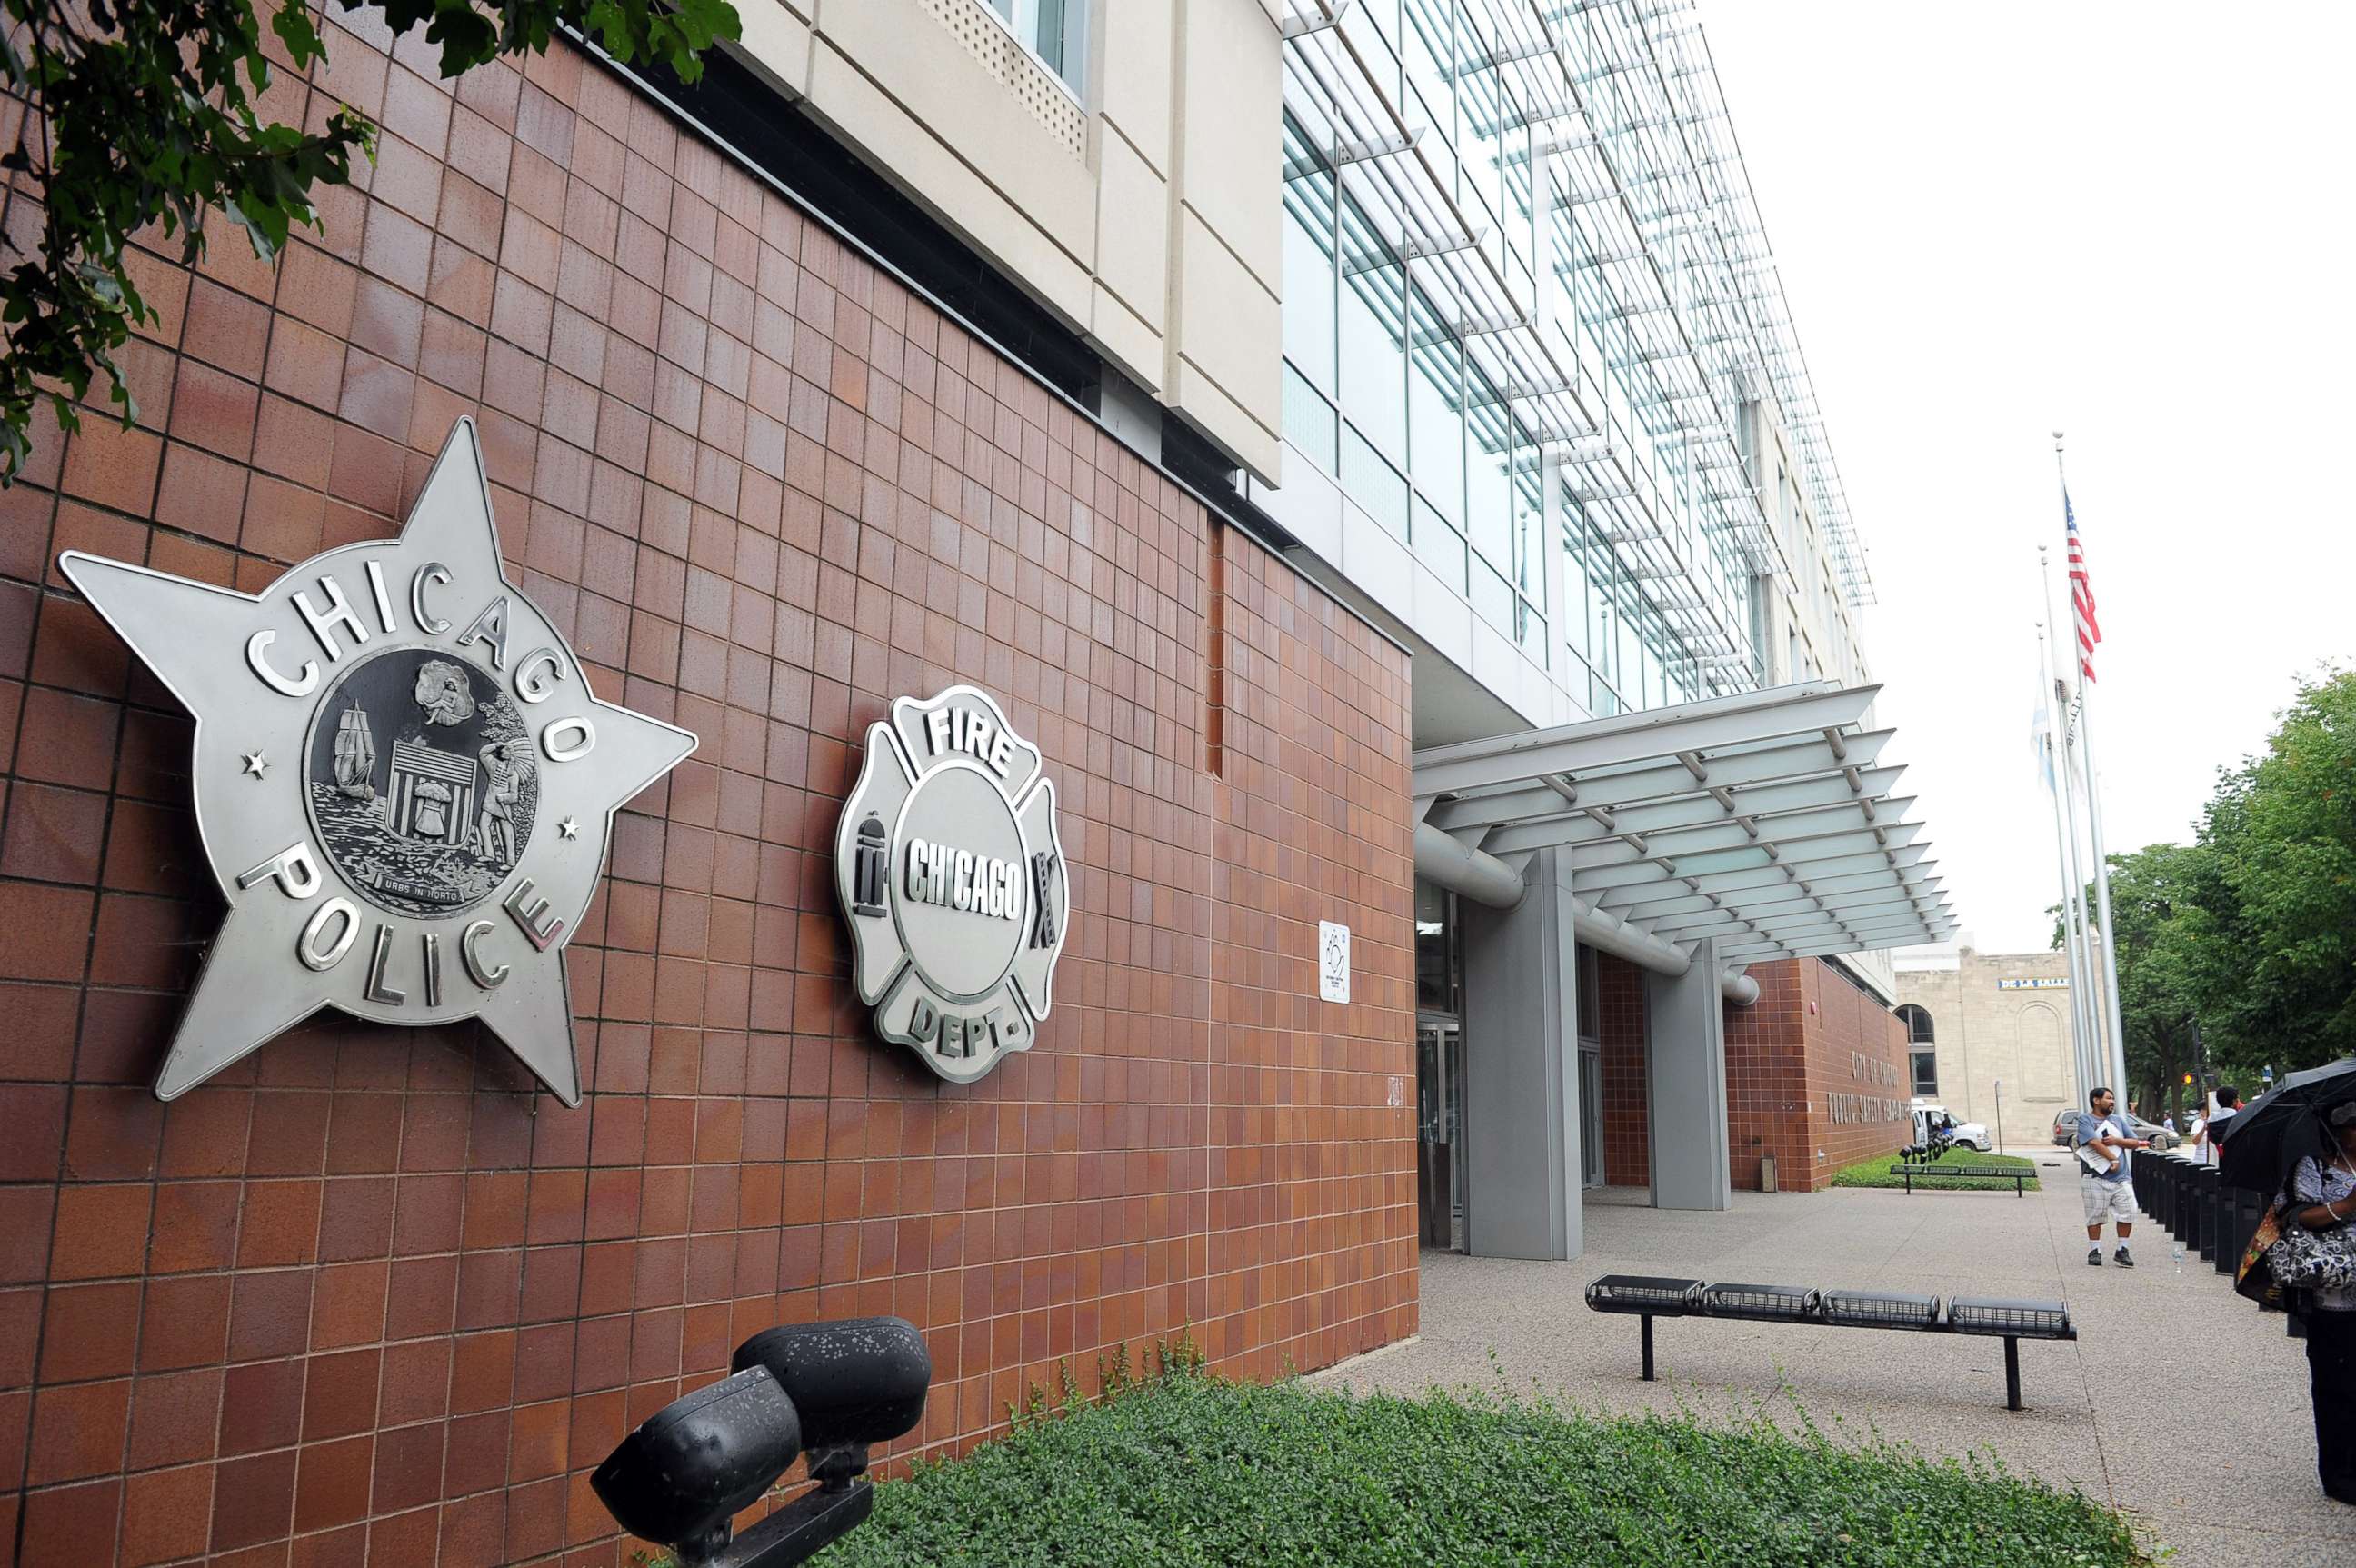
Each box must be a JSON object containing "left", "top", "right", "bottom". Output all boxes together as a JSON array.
[
  {"left": 60, "top": 419, "right": 697, "bottom": 1105},
  {"left": 836, "top": 686, "right": 1067, "bottom": 1083}
]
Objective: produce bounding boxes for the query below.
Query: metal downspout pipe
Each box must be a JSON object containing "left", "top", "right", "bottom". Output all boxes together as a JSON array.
[{"left": 1413, "top": 823, "right": 1759, "bottom": 1004}]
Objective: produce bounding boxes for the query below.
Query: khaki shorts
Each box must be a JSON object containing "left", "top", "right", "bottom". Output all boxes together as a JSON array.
[{"left": 2081, "top": 1179, "right": 2137, "bottom": 1225}]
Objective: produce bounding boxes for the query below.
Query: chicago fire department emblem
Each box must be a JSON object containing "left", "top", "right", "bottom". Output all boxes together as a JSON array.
[
  {"left": 59, "top": 419, "right": 697, "bottom": 1105},
  {"left": 836, "top": 686, "right": 1067, "bottom": 1083}
]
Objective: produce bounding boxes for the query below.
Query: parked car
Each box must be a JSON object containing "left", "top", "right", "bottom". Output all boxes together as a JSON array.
[{"left": 2050, "top": 1106, "right": 2180, "bottom": 1151}]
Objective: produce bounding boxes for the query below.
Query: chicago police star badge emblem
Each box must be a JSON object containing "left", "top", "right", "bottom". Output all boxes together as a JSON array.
[
  {"left": 836, "top": 686, "right": 1067, "bottom": 1083},
  {"left": 59, "top": 419, "right": 697, "bottom": 1105}
]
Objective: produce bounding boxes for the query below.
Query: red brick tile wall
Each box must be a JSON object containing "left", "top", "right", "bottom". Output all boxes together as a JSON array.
[
  {"left": 1790, "top": 960, "right": 1914, "bottom": 1188},
  {"left": 1593, "top": 957, "right": 1912, "bottom": 1197},
  {"left": 1722, "top": 960, "right": 1912, "bottom": 1193},
  {"left": 1203, "top": 530, "right": 1418, "bottom": 1380},
  {"left": 1722, "top": 959, "right": 1812, "bottom": 1192},
  {"left": 1594, "top": 953, "right": 1649, "bottom": 1188},
  {"left": 0, "top": 22, "right": 1416, "bottom": 1566}
]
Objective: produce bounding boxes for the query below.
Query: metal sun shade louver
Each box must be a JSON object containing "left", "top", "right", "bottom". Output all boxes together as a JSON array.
[{"left": 1819, "top": 1290, "right": 1940, "bottom": 1330}]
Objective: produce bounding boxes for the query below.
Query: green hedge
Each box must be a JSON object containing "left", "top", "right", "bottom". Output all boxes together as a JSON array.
[
  {"left": 813, "top": 1362, "right": 2146, "bottom": 1568},
  {"left": 1830, "top": 1150, "right": 2042, "bottom": 1193}
]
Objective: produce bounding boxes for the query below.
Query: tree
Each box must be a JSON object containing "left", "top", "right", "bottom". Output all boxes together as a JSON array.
[
  {"left": 2070, "top": 843, "right": 2212, "bottom": 1121},
  {"left": 2052, "top": 848, "right": 2193, "bottom": 1117},
  {"left": 0, "top": 0, "right": 739, "bottom": 481},
  {"left": 2186, "top": 666, "right": 2356, "bottom": 1074},
  {"left": 2078, "top": 668, "right": 2356, "bottom": 1103}
]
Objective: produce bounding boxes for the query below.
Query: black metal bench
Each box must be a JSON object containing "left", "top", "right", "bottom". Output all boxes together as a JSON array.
[
  {"left": 1888, "top": 1163, "right": 2034, "bottom": 1196},
  {"left": 1586, "top": 1274, "right": 2075, "bottom": 1411}
]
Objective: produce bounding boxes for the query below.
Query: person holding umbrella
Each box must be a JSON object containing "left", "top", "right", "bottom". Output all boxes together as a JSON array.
[
  {"left": 2284, "top": 1102, "right": 2356, "bottom": 1503},
  {"left": 2218, "top": 1059, "right": 2356, "bottom": 1504}
]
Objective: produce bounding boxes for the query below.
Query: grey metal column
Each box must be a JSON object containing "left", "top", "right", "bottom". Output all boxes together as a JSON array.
[
  {"left": 1461, "top": 847, "right": 1584, "bottom": 1261},
  {"left": 1646, "top": 934, "right": 1732, "bottom": 1211}
]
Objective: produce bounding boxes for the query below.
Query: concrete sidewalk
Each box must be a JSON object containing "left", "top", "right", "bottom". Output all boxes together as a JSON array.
[{"left": 1318, "top": 1164, "right": 2354, "bottom": 1566}]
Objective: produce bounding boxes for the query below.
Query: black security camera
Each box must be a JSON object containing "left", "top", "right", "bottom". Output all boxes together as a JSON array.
[{"left": 591, "top": 1316, "right": 933, "bottom": 1568}]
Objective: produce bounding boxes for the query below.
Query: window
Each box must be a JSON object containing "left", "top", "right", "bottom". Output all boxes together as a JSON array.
[
  {"left": 1416, "top": 880, "right": 1459, "bottom": 1014},
  {"left": 1407, "top": 290, "right": 1464, "bottom": 523},
  {"left": 1342, "top": 426, "right": 1409, "bottom": 541},
  {"left": 1282, "top": 115, "right": 1337, "bottom": 397},
  {"left": 1897, "top": 1004, "right": 1936, "bottom": 1096},
  {"left": 1338, "top": 195, "right": 1406, "bottom": 464},
  {"left": 983, "top": 0, "right": 1085, "bottom": 91}
]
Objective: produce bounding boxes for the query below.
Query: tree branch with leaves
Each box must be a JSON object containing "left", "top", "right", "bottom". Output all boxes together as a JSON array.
[
  {"left": 2068, "top": 667, "right": 2356, "bottom": 1104},
  {"left": 0, "top": 0, "right": 738, "bottom": 483}
]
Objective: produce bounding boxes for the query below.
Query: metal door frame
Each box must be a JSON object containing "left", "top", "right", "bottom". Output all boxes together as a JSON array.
[
  {"left": 1578, "top": 1041, "right": 1605, "bottom": 1189},
  {"left": 1417, "top": 1012, "right": 1466, "bottom": 1251}
]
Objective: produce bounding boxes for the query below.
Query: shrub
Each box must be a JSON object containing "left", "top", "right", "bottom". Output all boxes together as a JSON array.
[
  {"left": 813, "top": 1361, "right": 2148, "bottom": 1567},
  {"left": 1831, "top": 1151, "right": 2042, "bottom": 1193}
]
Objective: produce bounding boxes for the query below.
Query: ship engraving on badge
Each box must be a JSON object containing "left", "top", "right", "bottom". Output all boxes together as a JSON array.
[
  {"left": 835, "top": 686, "right": 1068, "bottom": 1084},
  {"left": 56, "top": 419, "right": 697, "bottom": 1105}
]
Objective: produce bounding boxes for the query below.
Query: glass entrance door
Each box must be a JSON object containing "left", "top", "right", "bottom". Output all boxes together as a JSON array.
[
  {"left": 1579, "top": 1045, "right": 1604, "bottom": 1188},
  {"left": 1416, "top": 1017, "right": 1464, "bottom": 1250}
]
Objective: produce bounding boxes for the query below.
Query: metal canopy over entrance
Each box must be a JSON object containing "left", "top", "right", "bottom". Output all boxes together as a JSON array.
[{"left": 1413, "top": 682, "right": 1953, "bottom": 965}]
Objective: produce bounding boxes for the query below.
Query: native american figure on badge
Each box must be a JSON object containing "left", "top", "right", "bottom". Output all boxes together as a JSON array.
[{"left": 304, "top": 648, "right": 541, "bottom": 917}]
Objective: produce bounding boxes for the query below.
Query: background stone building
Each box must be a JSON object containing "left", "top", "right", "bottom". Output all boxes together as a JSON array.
[{"left": 1895, "top": 945, "right": 2080, "bottom": 1144}]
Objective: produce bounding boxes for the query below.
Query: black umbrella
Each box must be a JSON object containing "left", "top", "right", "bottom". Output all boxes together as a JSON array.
[{"left": 2215, "top": 1057, "right": 2356, "bottom": 1192}]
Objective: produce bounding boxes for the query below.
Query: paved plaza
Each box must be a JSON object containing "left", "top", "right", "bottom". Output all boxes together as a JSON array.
[{"left": 1320, "top": 1160, "right": 2356, "bottom": 1566}]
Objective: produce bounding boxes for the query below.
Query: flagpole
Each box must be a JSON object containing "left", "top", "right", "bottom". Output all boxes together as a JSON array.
[
  {"left": 2056, "top": 433, "right": 2133, "bottom": 1105},
  {"left": 2040, "top": 550, "right": 2104, "bottom": 1091},
  {"left": 2065, "top": 688, "right": 2118, "bottom": 1092},
  {"left": 2059, "top": 687, "right": 2105, "bottom": 1094},
  {"left": 2035, "top": 618, "right": 2096, "bottom": 1101}
]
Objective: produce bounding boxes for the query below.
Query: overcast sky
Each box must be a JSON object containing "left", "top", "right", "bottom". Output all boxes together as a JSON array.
[{"left": 1700, "top": 3, "right": 2356, "bottom": 954}]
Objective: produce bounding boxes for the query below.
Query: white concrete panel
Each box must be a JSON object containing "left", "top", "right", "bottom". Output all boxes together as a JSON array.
[
  {"left": 1094, "top": 127, "right": 1170, "bottom": 335},
  {"left": 1172, "top": 209, "right": 1280, "bottom": 471},
  {"left": 1088, "top": 283, "right": 1163, "bottom": 395},
  {"left": 725, "top": 5, "right": 813, "bottom": 97},
  {"left": 811, "top": 0, "right": 1098, "bottom": 275},
  {"left": 1175, "top": 0, "right": 1282, "bottom": 296},
  {"left": 804, "top": 39, "right": 1093, "bottom": 325},
  {"left": 1168, "top": 355, "right": 1281, "bottom": 482},
  {"left": 1098, "top": 0, "right": 1174, "bottom": 175}
]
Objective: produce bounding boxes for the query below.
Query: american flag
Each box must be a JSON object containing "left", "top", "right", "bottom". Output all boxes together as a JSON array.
[{"left": 2066, "top": 492, "right": 2101, "bottom": 682}]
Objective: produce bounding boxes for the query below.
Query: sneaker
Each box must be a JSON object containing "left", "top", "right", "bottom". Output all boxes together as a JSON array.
[
  {"left": 2115, "top": 1247, "right": 2135, "bottom": 1268},
  {"left": 2087, "top": 1247, "right": 2102, "bottom": 1266}
]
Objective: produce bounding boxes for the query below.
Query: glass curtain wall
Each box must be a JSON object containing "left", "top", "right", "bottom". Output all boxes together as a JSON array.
[
  {"left": 1281, "top": 0, "right": 1787, "bottom": 717},
  {"left": 1280, "top": 3, "right": 1550, "bottom": 661}
]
